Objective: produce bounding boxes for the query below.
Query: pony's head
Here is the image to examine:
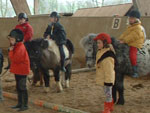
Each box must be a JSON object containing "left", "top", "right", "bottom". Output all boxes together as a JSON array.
[
  {"left": 80, "top": 33, "right": 97, "bottom": 67},
  {"left": 25, "top": 38, "right": 49, "bottom": 70}
]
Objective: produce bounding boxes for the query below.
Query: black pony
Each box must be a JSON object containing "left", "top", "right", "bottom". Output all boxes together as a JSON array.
[{"left": 25, "top": 38, "right": 74, "bottom": 92}]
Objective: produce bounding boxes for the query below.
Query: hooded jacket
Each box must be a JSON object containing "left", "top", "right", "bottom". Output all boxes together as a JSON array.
[{"left": 119, "top": 21, "right": 144, "bottom": 48}]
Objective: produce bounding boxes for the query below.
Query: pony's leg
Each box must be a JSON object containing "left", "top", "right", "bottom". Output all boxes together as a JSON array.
[
  {"left": 39, "top": 70, "right": 44, "bottom": 86},
  {"left": 65, "top": 64, "right": 72, "bottom": 88},
  {"left": 32, "top": 73, "right": 37, "bottom": 86},
  {"left": 42, "top": 69, "right": 50, "bottom": 93},
  {"left": 116, "top": 74, "right": 125, "bottom": 105},
  {"left": 31, "top": 69, "right": 39, "bottom": 86},
  {"left": 54, "top": 68, "right": 63, "bottom": 92}
]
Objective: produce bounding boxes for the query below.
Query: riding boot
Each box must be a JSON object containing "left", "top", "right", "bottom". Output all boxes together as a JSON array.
[
  {"left": 59, "top": 45, "right": 66, "bottom": 72},
  {"left": 61, "top": 59, "right": 66, "bottom": 72},
  {"left": 11, "top": 91, "right": 22, "bottom": 109},
  {"left": 18, "top": 90, "right": 28, "bottom": 111},
  {"left": 132, "top": 65, "right": 139, "bottom": 78},
  {"left": 0, "top": 79, "right": 4, "bottom": 102}
]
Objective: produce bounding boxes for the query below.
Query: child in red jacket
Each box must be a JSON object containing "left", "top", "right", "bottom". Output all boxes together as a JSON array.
[
  {"left": 5, "top": 13, "right": 33, "bottom": 70},
  {"left": 8, "top": 29, "right": 30, "bottom": 111},
  {"left": 15, "top": 13, "right": 33, "bottom": 42}
]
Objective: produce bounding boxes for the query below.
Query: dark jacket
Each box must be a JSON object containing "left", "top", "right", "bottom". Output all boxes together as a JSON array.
[{"left": 43, "top": 22, "right": 66, "bottom": 45}]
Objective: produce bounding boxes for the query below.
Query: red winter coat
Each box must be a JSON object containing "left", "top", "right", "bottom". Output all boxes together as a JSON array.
[
  {"left": 15, "top": 22, "right": 33, "bottom": 42},
  {"left": 9, "top": 42, "right": 30, "bottom": 75}
]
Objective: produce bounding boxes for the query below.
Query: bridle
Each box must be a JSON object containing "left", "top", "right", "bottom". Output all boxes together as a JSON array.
[{"left": 85, "top": 41, "right": 97, "bottom": 62}]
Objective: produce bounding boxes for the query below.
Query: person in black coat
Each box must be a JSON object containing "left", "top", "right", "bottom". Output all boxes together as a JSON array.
[{"left": 44, "top": 11, "right": 67, "bottom": 72}]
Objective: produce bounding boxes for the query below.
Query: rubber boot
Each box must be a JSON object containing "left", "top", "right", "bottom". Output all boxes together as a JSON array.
[
  {"left": 132, "top": 66, "right": 139, "bottom": 78},
  {"left": 18, "top": 90, "right": 28, "bottom": 111},
  {"left": 102, "top": 102, "right": 111, "bottom": 113},
  {"left": 0, "top": 79, "right": 4, "bottom": 102},
  {"left": 110, "top": 99, "right": 114, "bottom": 111},
  {"left": 11, "top": 91, "right": 22, "bottom": 109}
]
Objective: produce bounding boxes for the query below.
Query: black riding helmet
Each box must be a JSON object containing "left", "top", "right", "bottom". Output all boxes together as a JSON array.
[
  {"left": 18, "top": 12, "right": 28, "bottom": 21},
  {"left": 8, "top": 29, "right": 24, "bottom": 42},
  {"left": 50, "top": 11, "right": 60, "bottom": 21},
  {"left": 129, "top": 10, "right": 141, "bottom": 19}
]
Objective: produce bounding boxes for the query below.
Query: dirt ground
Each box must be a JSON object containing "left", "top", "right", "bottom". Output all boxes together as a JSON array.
[
  {"left": 1, "top": 59, "right": 150, "bottom": 113},
  {"left": 0, "top": 98, "right": 60, "bottom": 113}
]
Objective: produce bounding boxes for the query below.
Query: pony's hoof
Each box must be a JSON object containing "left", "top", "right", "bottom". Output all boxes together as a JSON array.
[
  {"left": 44, "top": 87, "right": 49, "bottom": 93},
  {"left": 35, "top": 81, "right": 42, "bottom": 87},
  {"left": 116, "top": 100, "right": 125, "bottom": 105},
  {"left": 57, "top": 89, "right": 63, "bottom": 93},
  {"left": 65, "top": 80, "right": 70, "bottom": 88},
  {"left": 56, "top": 82, "right": 63, "bottom": 92}
]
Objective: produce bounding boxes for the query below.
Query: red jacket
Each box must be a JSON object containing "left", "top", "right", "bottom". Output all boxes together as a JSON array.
[
  {"left": 15, "top": 22, "right": 33, "bottom": 42},
  {"left": 9, "top": 42, "right": 30, "bottom": 75}
]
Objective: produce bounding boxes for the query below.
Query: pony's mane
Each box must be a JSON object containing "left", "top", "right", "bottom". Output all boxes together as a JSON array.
[
  {"left": 80, "top": 33, "right": 122, "bottom": 48},
  {"left": 80, "top": 33, "right": 97, "bottom": 49}
]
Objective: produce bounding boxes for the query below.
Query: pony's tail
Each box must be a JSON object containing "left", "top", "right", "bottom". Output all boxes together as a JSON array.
[{"left": 66, "top": 39, "right": 75, "bottom": 54}]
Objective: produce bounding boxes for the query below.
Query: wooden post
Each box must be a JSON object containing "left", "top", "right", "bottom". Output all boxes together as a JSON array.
[
  {"left": 10, "top": 0, "right": 31, "bottom": 15},
  {"left": 34, "top": 0, "right": 39, "bottom": 15},
  {"left": 132, "top": 0, "right": 139, "bottom": 10}
]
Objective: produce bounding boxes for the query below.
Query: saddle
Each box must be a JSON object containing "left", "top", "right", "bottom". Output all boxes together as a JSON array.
[{"left": 46, "top": 39, "right": 69, "bottom": 62}]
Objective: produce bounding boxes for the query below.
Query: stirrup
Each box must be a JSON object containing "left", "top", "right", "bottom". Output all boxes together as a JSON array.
[{"left": 61, "top": 67, "right": 66, "bottom": 72}]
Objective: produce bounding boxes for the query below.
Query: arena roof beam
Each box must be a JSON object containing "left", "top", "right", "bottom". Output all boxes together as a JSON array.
[
  {"left": 132, "top": 0, "right": 150, "bottom": 16},
  {"left": 10, "top": 0, "right": 31, "bottom": 15},
  {"left": 34, "top": 0, "right": 39, "bottom": 14}
]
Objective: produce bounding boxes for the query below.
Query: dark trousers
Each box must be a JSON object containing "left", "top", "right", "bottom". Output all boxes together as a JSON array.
[
  {"left": 58, "top": 45, "right": 65, "bottom": 68},
  {"left": 15, "top": 75, "right": 28, "bottom": 107}
]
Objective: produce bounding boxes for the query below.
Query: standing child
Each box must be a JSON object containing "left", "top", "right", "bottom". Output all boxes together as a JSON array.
[
  {"left": 43, "top": 11, "right": 67, "bottom": 72},
  {"left": 94, "top": 33, "right": 115, "bottom": 113},
  {"left": 119, "top": 10, "right": 145, "bottom": 77},
  {"left": 8, "top": 29, "right": 30, "bottom": 111}
]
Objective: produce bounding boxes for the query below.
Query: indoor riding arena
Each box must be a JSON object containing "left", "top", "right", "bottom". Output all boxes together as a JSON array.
[{"left": 0, "top": 0, "right": 150, "bottom": 113}]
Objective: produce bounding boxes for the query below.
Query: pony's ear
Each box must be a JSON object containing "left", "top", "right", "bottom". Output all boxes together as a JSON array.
[
  {"left": 80, "top": 37, "right": 87, "bottom": 49},
  {"left": 41, "top": 40, "right": 49, "bottom": 49}
]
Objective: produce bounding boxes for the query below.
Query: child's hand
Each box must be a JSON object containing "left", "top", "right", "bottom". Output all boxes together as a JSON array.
[
  {"left": 9, "top": 46, "right": 14, "bottom": 51},
  {"left": 47, "top": 35, "right": 51, "bottom": 40},
  {"left": 120, "top": 40, "right": 124, "bottom": 44}
]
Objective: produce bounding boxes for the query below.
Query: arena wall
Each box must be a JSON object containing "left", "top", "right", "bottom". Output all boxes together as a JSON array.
[{"left": 0, "top": 16, "right": 149, "bottom": 68}]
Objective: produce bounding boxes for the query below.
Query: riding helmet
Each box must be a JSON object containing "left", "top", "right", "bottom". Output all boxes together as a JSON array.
[
  {"left": 93, "top": 33, "right": 112, "bottom": 44},
  {"left": 18, "top": 12, "right": 28, "bottom": 21},
  {"left": 129, "top": 10, "right": 141, "bottom": 19},
  {"left": 8, "top": 29, "right": 24, "bottom": 42},
  {"left": 50, "top": 11, "right": 60, "bottom": 19}
]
